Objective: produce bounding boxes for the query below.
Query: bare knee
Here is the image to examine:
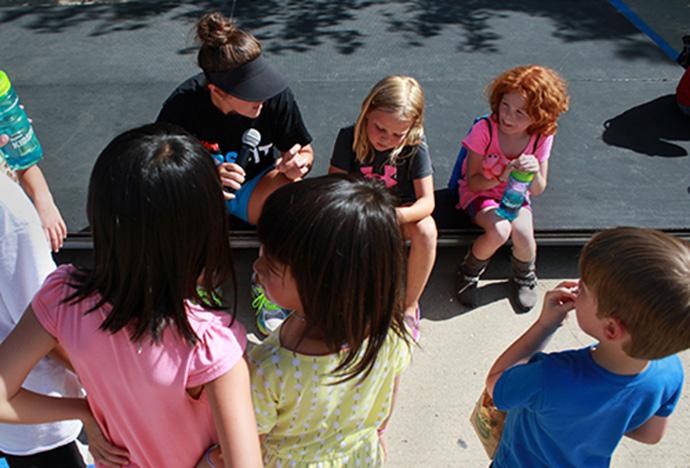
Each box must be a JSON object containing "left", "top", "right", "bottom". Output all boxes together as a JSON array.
[
  {"left": 406, "top": 216, "right": 437, "bottom": 250},
  {"left": 512, "top": 227, "right": 536, "bottom": 252},
  {"left": 485, "top": 219, "right": 512, "bottom": 246},
  {"left": 511, "top": 214, "right": 536, "bottom": 253}
]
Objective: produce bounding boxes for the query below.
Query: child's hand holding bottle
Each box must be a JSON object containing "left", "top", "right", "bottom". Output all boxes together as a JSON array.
[
  {"left": 497, "top": 154, "right": 538, "bottom": 184},
  {"left": 513, "top": 153, "right": 540, "bottom": 173}
]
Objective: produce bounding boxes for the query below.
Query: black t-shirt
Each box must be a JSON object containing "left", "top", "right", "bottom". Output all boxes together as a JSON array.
[
  {"left": 156, "top": 74, "right": 312, "bottom": 181},
  {"left": 330, "top": 125, "right": 433, "bottom": 204}
]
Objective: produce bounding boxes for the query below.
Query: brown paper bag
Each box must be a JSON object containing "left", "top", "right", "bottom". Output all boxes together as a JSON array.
[{"left": 469, "top": 390, "right": 506, "bottom": 459}]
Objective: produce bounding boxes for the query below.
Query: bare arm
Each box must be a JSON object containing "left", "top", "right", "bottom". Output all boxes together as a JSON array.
[
  {"left": 396, "top": 176, "right": 435, "bottom": 224},
  {"left": 625, "top": 416, "right": 669, "bottom": 445},
  {"left": 0, "top": 306, "right": 128, "bottom": 465},
  {"left": 0, "top": 306, "right": 81, "bottom": 423},
  {"left": 206, "top": 359, "right": 263, "bottom": 468},
  {"left": 15, "top": 165, "right": 67, "bottom": 252},
  {"left": 48, "top": 344, "right": 74, "bottom": 372},
  {"left": 466, "top": 150, "right": 505, "bottom": 192},
  {"left": 486, "top": 282, "right": 578, "bottom": 397},
  {"left": 509, "top": 154, "right": 548, "bottom": 196},
  {"left": 376, "top": 375, "right": 402, "bottom": 460},
  {"left": 528, "top": 158, "right": 549, "bottom": 196},
  {"left": 378, "top": 375, "right": 401, "bottom": 433}
]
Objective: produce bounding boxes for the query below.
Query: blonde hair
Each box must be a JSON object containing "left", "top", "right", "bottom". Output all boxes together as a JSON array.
[
  {"left": 580, "top": 227, "right": 690, "bottom": 359},
  {"left": 487, "top": 65, "right": 569, "bottom": 136},
  {"left": 353, "top": 76, "right": 425, "bottom": 164}
]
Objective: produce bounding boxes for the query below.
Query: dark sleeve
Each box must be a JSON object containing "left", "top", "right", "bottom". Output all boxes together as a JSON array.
[
  {"left": 156, "top": 91, "right": 190, "bottom": 128},
  {"left": 408, "top": 138, "right": 433, "bottom": 180},
  {"left": 270, "top": 88, "right": 312, "bottom": 152},
  {"left": 329, "top": 127, "right": 357, "bottom": 172}
]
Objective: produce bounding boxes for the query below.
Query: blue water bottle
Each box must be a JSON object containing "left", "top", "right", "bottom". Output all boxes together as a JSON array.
[
  {"left": 0, "top": 71, "right": 43, "bottom": 170},
  {"left": 496, "top": 170, "right": 535, "bottom": 221}
]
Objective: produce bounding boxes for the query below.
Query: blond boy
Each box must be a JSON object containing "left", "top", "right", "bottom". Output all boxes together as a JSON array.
[{"left": 486, "top": 227, "right": 690, "bottom": 467}]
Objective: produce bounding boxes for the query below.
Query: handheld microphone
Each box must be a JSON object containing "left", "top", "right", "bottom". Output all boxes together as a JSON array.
[{"left": 236, "top": 128, "right": 261, "bottom": 169}]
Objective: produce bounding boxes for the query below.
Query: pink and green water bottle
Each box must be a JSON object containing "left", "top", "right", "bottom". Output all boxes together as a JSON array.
[
  {"left": 0, "top": 70, "right": 43, "bottom": 170},
  {"left": 496, "top": 170, "right": 534, "bottom": 221}
]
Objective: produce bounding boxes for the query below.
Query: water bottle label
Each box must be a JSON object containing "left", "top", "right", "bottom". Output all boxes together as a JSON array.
[
  {"left": 11, "top": 126, "right": 35, "bottom": 151},
  {"left": 503, "top": 182, "right": 528, "bottom": 208}
]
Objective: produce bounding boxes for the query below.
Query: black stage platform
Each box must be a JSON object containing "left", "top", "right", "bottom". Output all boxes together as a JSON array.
[{"left": 1, "top": 0, "right": 689, "bottom": 247}]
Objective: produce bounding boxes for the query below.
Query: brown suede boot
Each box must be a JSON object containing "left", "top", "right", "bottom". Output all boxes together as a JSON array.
[
  {"left": 456, "top": 250, "right": 490, "bottom": 308},
  {"left": 510, "top": 255, "right": 537, "bottom": 314}
]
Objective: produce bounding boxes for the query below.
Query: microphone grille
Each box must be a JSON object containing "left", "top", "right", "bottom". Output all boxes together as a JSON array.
[{"left": 242, "top": 128, "right": 261, "bottom": 147}]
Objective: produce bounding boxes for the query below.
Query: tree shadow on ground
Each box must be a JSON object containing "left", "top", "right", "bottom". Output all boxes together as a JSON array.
[
  {"left": 603, "top": 94, "right": 690, "bottom": 157},
  {"left": 0, "top": 0, "right": 670, "bottom": 60}
]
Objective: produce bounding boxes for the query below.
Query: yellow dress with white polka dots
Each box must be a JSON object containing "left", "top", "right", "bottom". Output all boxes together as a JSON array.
[{"left": 249, "top": 328, "right": 411, "bottom": 467}]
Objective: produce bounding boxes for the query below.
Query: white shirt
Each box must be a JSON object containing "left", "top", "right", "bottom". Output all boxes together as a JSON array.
[{"left": 0, "top": 172, "right": 83, "bottom": 455}]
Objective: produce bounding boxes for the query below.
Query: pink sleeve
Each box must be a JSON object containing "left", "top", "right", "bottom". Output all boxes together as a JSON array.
[
  {"left": 187, "top": 315, "right": 247, "bottom": 388},
  {"left": 534, "top": 134, "right": 554, "bottom": 163},
  {"left": 461, "top": 119, "right": 491, "bottom": 156},
  {"left": 31, "top": 265, "right": 73, "bottom": 338}
]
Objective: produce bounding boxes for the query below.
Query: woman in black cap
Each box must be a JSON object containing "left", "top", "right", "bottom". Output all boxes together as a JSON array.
[{"left": 157, "top": 11, "right": 313, "bottom": 226}]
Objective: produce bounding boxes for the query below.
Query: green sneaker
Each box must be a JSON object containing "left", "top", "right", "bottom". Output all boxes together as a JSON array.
[
  {"left": 195, "top": 286, "right": 223, "bottom": 308},
  {"left": 251, "top": 274, "right": 290, "bottom": 336}
]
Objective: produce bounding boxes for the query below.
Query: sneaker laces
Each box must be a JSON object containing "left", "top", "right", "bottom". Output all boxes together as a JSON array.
[
  {"left": 252, "top": 289, "right": 286, "bottom": 317},
  {"left": 196, "top": 287, "right": 223, "bottom": 307}
]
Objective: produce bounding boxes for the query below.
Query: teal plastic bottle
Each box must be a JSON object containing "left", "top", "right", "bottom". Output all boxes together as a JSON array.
[
  {"left": 496, "top": 170, "right": 534, "bottom": 221},
  {"left": 0, "top": 71, "right": 43, "bottom": 170}
]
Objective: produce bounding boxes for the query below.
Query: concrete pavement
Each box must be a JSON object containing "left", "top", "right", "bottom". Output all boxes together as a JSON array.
[{"left": 232, "top": 246, "right": 690, "bottom": 467}]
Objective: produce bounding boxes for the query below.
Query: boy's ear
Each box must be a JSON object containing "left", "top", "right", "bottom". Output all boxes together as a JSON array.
[{"left": 602, "top": 317, "right": 627, "bottom": 341}]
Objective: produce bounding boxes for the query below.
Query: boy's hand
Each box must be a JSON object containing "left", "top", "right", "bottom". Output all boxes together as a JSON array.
[
  {"left": 537, "top": 281, "right": 578, "bottom": 329},
  {"left": 514, "top": 154, "right": 540, "bottom": 173}
]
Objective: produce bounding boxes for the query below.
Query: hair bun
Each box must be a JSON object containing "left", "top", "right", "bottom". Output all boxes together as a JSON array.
[{"left": 197, "top": 12, "right": 236, "bottom": 48}]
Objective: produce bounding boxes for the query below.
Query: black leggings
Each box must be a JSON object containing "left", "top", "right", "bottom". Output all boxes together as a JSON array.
[{"left": 3, "top": 441, "right": 85, "bottom": 468}]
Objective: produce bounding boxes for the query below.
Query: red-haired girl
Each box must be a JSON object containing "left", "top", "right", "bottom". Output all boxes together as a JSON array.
[{"left": 456, "top": 65, "right": 569, "bottom": 313}]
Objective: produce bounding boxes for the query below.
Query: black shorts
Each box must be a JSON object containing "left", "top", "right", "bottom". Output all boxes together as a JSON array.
[{"left": 3, "top": 441, "right": 85, "bottom": 468}]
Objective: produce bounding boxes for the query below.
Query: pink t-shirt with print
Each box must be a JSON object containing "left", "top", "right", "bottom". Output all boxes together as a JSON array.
[
  {"left": 32, "top": 265, "right": 246, "bottom": 468},
  {"left": 457, "top": 117, "right": 553, "bottom": 210}
]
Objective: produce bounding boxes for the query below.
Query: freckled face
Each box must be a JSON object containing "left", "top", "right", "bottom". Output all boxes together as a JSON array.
[
  {"left": 365, "top": 109, "right": 413, "bottom": 152},
  {"left": 497, "top": 91, "right": 532, "bottom": 135}
]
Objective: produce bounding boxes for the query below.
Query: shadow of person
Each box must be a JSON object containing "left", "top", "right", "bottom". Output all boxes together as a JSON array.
[
  {"left": 424, "top": 281, "right": 511, "bottom": 321},
  {"left": 603, "top": 94, "right": 690, "bottom": 157}
]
